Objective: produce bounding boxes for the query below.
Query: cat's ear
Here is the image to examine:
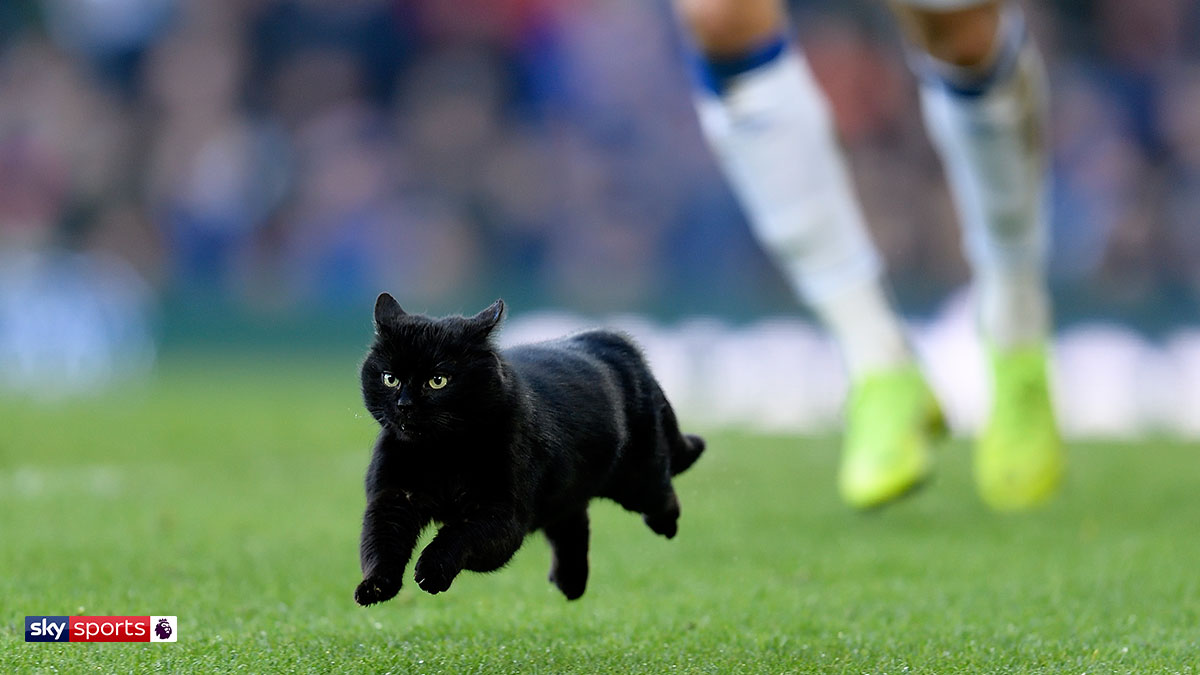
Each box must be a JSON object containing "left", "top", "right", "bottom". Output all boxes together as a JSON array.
[
  {"left": 468, "top": 298, "right": 505, "bottom": 338},
  {"left": 374, "top": 293, "right": 406, "bottom": 330}
]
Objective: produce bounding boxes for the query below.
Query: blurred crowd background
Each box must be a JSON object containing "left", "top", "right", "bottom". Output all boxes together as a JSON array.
[
  {"left": 3, "top": 0, "right": 1200, "bottom": 321},
  {"left": 3, "top": 0, "right": 1200, "bottom": 411}
]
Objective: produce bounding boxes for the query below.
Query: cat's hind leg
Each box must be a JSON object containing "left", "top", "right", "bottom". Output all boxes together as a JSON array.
[
  {"left": 640, "top": 397, "right": 703, "bottom": 537},
  {"left": 606, "top": 471, "right": 681, "bottom": 540},
  {"left": 603, "top": 387, "right": 698, "bottom": 540},
  {"left": 544, "top": 509, "right": 589, "bottom": 600},
  {"left": 641, "top": 486, "right": 681, "bottom": 539}
]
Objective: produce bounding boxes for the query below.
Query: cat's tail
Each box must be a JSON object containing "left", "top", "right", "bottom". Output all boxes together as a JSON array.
[
  {"left": 670, "top": 433, "right": 705, "bottom": 477},
  {"left": 659, "top": 396, "right": 705, "bottom": 476}
]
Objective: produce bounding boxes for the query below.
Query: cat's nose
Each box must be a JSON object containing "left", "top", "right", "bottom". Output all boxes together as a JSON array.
[{"left": 396, "top": 386, "right": 414, "bottom": 408}]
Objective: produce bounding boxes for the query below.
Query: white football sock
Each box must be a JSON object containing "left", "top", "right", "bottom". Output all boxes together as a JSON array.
[
  {"left": 817, "top": 275, "right": 915, "bottom": 376},
  {"left": 916, "top": 5, "right": 1052, "bottom": 349},
  {"left": 694, "top": 45, "right": 912, "bottom": 378}
]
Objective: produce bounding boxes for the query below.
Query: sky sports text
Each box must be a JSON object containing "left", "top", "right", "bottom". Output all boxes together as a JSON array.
[{"left": 25, "top": 616, "right": 177, "bottom": 642}]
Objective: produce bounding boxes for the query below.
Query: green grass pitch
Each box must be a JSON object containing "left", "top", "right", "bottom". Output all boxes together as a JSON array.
[{"left": 2, "top": 359, "right": 1198, "bottom": 673}]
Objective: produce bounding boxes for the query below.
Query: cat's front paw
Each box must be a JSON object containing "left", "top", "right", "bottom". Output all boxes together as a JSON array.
[
  {"left": 413, "top": 552, "right": 459, "bottom": 595},
  {"left": 355, "top": 574, "right": 400, "bottom": 606}
]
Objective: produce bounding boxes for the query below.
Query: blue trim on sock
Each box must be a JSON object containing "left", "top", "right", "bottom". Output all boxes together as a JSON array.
[
  {"left": 693, "top": 35, "right": 788, "bottom": 96},
  {"left": 919, "top": 5, "right": 1027, "bottom": 99}
]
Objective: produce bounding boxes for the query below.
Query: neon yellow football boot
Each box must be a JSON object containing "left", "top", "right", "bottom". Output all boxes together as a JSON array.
[
  {"left": 839, "top": 365, "right": 947, "bottom": 509},
  {"left": 975, "top": 344, "right": 1065, "bottom": 510}
]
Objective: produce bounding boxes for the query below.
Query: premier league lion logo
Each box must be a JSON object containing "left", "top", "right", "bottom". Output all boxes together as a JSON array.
[{"left": 154, "top": 618, "right": 173, "bottom": 640}]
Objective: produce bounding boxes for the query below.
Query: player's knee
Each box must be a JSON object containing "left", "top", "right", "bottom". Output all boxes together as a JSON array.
[
  {"left": 675, "top": 0, "right": 786, "bottom": 57},
  {"left": 898, "top": 3, "right": 1003, "bottom": 68}
]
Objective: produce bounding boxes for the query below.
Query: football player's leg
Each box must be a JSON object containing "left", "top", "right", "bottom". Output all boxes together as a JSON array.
[
  {"left": 676, "top": 0, "right": 945, "bottom": 508},
  {"left": 679, "top": 0, "right": 906, "bottom": 380},
  {"left": 892, "top": 0, "right": 1063, "bottom": 509}
]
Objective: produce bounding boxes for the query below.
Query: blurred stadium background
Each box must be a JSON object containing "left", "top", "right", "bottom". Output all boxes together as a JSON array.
[{"left": 2, "top": 0, "right": 1200, "bottom": 436}]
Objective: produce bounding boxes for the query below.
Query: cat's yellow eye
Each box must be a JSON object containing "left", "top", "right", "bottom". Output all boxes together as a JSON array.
[
  {"left": 381, "top": 373, "right": 400, "bottom": 388},
  {"left": 427, "top": 375, "right": 449, "bottom": 390}
]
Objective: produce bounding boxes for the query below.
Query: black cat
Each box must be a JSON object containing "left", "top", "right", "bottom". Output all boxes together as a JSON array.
[{"left": 354, "top": 294, "right": 705, "bottom": 604}]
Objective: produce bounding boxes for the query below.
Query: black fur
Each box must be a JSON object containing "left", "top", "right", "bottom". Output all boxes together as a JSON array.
[{"left": 354, "top": 293, "right": 705, "bottom": 604}]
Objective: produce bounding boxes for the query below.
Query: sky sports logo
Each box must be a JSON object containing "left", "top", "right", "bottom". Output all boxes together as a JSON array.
[{"left": 25, "top": 616, "right": 177, "bottom": 642}]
